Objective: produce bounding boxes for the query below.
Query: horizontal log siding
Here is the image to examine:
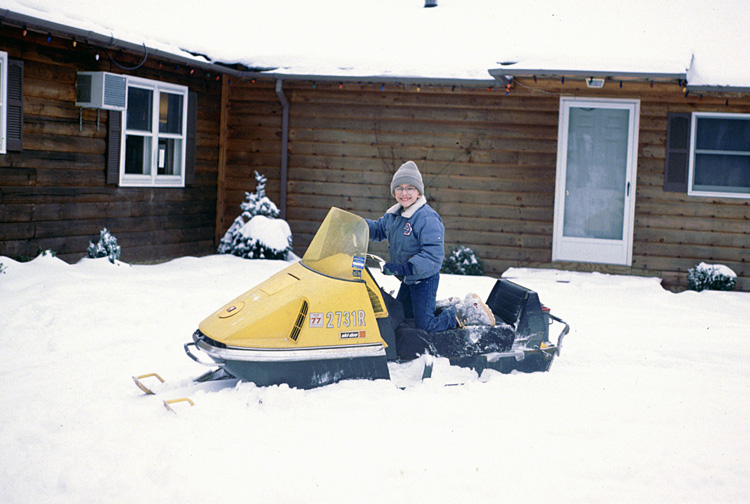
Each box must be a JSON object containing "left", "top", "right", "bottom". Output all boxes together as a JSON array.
[
  {"left": 0, "top": 30, "right": 221, "bottom": 263},
  {"left": 219, "top": 80, "right": 284, "bottom": 239},
  {"left": 285, "top": 80, "right": 559, "bottom": 275},
  {"left": 225, "top": 77, "right": 748, "bottom": 291}
]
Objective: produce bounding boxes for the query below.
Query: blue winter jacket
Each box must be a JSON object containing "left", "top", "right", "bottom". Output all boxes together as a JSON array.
[{"left": 366, "top": 197, "right": 445, "bottom": 284}]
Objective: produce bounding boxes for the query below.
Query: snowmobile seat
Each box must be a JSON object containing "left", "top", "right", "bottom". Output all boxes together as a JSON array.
[{"left": 394, "top": 321, "right": 516, "bottom": 362}]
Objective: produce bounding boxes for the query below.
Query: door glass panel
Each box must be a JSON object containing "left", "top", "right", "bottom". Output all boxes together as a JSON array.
[{"left": 563, "top": 107, "right": 629, "bottom": 240}]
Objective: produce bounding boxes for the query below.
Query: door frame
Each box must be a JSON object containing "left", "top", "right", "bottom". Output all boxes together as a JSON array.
[{"left": 552, "top": 96, "right": 641, "bottom": 266}]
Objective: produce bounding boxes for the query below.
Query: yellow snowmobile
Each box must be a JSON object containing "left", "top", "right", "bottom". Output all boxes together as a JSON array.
[{"left": 184, "top": 207, "right": 568, "bottom": 389}]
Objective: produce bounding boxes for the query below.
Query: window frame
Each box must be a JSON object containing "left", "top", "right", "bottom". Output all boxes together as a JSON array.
[
  {"left": 688, "top": 111, "right": 750, "bottom": 199},
  {"left": 0, "top": 51, "right": 8, "bottom": 154},
  {"left": 119, "top": 75, "right": 188, "bottom": 188}
]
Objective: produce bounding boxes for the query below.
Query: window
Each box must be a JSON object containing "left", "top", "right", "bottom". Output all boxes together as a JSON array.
[
  {"left": 688, "top": 113, "right": 750, "bottom": 198},
  {"left": 119, "top": 76, "right": 188, "bottom": 187},
  {"left": 0, "top": 51, "right": 7, "bottom": 154}
]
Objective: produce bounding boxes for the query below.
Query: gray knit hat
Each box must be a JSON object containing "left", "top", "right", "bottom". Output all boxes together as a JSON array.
[{"left": 390, "top": 161, "right": 424, "bottom": 195}]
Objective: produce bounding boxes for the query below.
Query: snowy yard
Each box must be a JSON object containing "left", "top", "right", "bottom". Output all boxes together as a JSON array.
[{"left": 1, "top": 254, "right": 748, "bottom": 503}]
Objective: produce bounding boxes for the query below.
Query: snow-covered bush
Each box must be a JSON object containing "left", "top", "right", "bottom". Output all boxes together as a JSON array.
[
  {"left": 687, "top": 262, "right": 737, "bottom": 292},
  {"left": 0, "top": 262, "right": 6, "bottom": 275},
  {"left": 441, "top": 245, "right": 484, "bottom": 276},
  {"left": 87, "top": 228, "right": 121, "bottom": 264},
  {"left": 17, "top": 248, "right": 56, "bottom": 262},
  {"left": 217, "top": 171, "right": 293, "bottom": 260}
]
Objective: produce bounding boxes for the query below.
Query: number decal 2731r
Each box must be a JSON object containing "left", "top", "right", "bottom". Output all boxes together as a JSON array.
[{"left": 309, "top": 310, "right": 366, "bottom": 329}]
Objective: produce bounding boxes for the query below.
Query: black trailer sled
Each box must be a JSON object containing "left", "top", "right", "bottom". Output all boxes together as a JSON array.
[{"left": 377, "top": 275, "right": 568, "bottom": 377}]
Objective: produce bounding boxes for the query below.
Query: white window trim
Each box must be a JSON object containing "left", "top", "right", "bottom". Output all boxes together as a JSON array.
[
  {"left": 0, "top": 51, "right": 8, "bottom": 154},
  {"left": 688, "top": 111, "right": 750, "bottom": 199},
  {"left": 119, "top": 75, "right": 188, "bottom": 188}
]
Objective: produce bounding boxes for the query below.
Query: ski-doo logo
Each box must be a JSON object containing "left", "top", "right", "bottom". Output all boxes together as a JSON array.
[{"left": 340, "top": 330, "right": 365, "bottom": 339}]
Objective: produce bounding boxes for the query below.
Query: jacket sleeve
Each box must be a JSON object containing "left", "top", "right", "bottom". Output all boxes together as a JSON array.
[
  {"left": 407, "top": 215, "right": 445, "bottom": 279},
  {"left": 365, "top": 216, "right": 388, "bottom": 242}
]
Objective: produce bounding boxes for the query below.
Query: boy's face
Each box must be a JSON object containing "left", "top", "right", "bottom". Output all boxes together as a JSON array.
[{"left": 393, "top": 184, "right": 421, "bottom": 208}]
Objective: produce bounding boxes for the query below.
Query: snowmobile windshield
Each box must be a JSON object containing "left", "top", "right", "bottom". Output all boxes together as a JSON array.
[{"left": 302, "top": 207, "right": 369, "bottom": 281}]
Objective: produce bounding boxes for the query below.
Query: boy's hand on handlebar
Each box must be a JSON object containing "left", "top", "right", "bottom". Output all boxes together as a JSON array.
[{"left": 383, "top": 262, "right": 411, "bottom": 276}]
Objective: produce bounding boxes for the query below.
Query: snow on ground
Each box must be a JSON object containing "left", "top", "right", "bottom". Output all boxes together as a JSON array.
[{"left": 1, "top": 253, "right": 749, "bottom": 503}]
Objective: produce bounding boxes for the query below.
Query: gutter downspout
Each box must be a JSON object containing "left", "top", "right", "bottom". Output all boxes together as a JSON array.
[
  {"left": 215, "top": 74, "right": 230, "bottom": 246},
  {"left": 275, "top": 79, "right": 289, "bottom": 220}
]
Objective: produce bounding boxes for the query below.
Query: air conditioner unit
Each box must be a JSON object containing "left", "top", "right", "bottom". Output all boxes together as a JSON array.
[{"left": 76, "top": 72, "right": 127, "bottom": 110}]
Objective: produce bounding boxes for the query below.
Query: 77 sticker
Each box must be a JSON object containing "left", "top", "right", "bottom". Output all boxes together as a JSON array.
[{"left": 309, "top": 313, "right": 324, "bottom": 328}]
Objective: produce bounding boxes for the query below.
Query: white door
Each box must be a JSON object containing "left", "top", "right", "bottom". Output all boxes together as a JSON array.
[{"left": 552, "top": 97, "right": 640, "bottom": 266}]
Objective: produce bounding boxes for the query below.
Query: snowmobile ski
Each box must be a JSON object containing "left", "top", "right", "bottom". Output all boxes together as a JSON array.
[
  {"left": 132, "top": 368, "right": 234, "bottom": 396},
  {"left": 162, "top": 397, "right": 194, "bottom": 413},
  {"left": 133, "top": 368, "right": 237, "bottom": 413},
  {"left": 132, "top": 373, "right": 165, "bottom": 395}
]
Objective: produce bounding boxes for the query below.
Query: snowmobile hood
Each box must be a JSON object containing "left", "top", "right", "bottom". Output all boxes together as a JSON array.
[{"left": 198, "top": 208, "right": 388, "bottom": 351}]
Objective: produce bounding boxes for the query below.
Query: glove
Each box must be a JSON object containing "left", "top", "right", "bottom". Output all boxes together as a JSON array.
[{"left": 383, "top": 262, "right": 412, "bottom": 276}]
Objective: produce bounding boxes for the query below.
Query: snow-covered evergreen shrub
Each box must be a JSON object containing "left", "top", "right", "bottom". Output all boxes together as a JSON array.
[
  {"left": 17, "top": 248, "right": 56, "bottom": 262},
  {"left": 87, "top": 228, "right": 121, "bottom": 264},
  {"left": 441, "top": 245, "right": 484, "bottom": 275},
  {"left": 0, "top": 262, "right": 6, "bottom": 275},
  {"left": 687, "top": 262, "right": 737, "bottom": 292},
  {"left": 217, "top": 171, "right": 293, "bottom": 260}
]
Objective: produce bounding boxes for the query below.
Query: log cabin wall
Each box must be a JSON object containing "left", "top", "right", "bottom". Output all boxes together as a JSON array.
[
  {"left": 218, "top": 79, "right": 284, "bottom": 237},
  {"left": 0, "top": 28, "right": 221, "bottom": 263},
  {"left": 225, "top": 77, "right": 748, "bottom": 291}
]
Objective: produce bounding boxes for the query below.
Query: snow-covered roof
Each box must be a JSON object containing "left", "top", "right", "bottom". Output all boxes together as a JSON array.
[{"left": 3, "top": 0, "right": 750, "bottom": 90}]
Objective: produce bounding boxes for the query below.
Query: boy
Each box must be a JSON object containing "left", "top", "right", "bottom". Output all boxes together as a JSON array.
[{"left": 366, "top": 161, "right": 493, "bottom": 332}]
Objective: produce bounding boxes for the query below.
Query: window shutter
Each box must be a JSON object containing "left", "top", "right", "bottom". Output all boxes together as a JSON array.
[
  {"left": 185, "top": 91, "right": 197, "bottom": 185},
  {"left": 107, "top": 110, "right": 122, "bottom": 184},
  {"left": 6, "top": 59, "right": 23, "bottom": 151},
  {"left": 664, "top": 112, "right": 691, "bottom": 192}
]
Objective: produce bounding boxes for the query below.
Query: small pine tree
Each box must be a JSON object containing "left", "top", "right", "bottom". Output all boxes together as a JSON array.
[
  {"left": 441, "top": 245, "right": 484, "bottom": 275},
  {"left": 217, "top": 171, "right": 293, "bottom": 260},
  {"left": 87, "top": 228, "right": 121, "bottom": 264},
  {"left": 0, "top": 262, "right": 6, "bottom": 275},
  {"left": 687, "top": 262, "right": 737, "bottom": 292}
]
